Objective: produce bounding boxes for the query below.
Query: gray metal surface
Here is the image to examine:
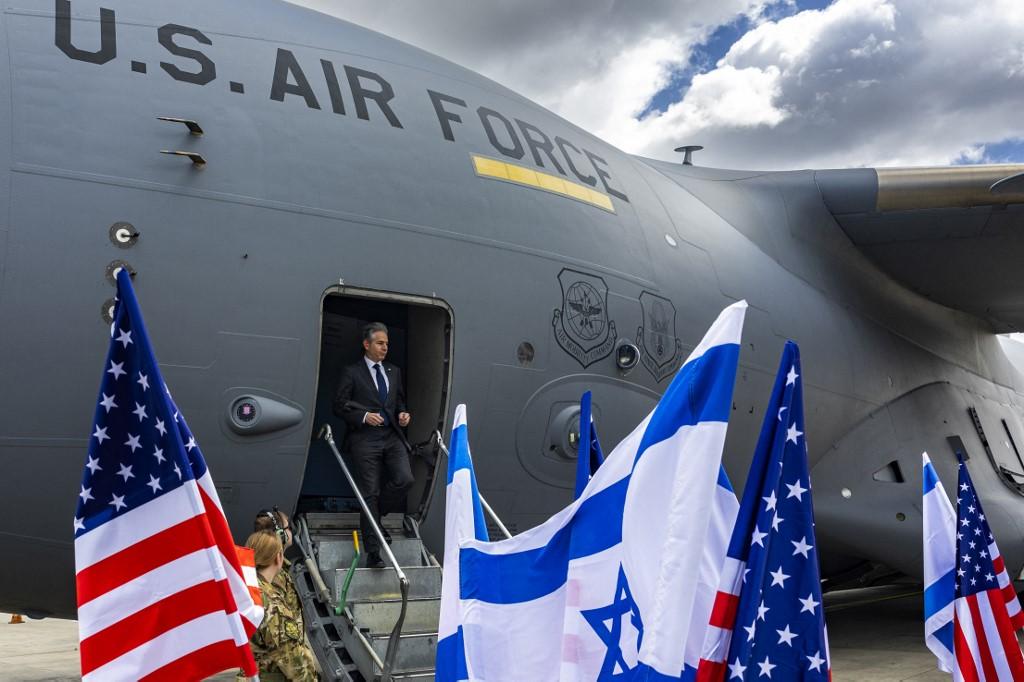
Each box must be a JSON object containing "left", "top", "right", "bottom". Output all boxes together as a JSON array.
[
  {"left": 320, "top": 538, "right": 426, "bottom": 572},
  {"left": 370, "top": 632, "right": 437, "bottom": 673},
  {"left": 349, "top": 599, "right": 441, "bottom": 636},
  {"left": 331, "top": 566, "right": 442, "bottom": 603},
  {"left": 4, "top": 0, "right": 1024, "bottom": 624}
]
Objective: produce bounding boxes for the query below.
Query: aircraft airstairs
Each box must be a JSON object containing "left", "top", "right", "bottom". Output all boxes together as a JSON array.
[
  {"left": 292, "top": 512, "right": 441, "bottom": 681},
  {"left": 289, "top": 426, "right": 510, "bottom": 682}
]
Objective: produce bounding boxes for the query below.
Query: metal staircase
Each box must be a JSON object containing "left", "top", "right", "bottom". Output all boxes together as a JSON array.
[
  {"left": 291, "top": 426, "right": 508, "bottom": 682},
  {"left": 294, "top": 512, "right": 441, "bottom": 681}
]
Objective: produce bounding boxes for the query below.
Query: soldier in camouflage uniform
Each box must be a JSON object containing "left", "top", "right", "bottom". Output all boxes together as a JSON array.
[
  {"left": 241, "top": 531, "right": 319, "bottom": 681},
  {"left": 254, "top": 509, "right": 304, "bottom": 626}
]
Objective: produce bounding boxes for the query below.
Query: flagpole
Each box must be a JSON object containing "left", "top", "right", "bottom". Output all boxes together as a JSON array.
[
  {"left": 318, "top": 424, "right": 408, "bottom": 682},
  {"left": 435, "top": 432, "right": 512, "bottom": 539}
]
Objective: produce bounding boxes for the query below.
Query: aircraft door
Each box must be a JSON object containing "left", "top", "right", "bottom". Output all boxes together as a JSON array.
[{"left": 299, "top": 289, "right": 452, "bottom": 520}]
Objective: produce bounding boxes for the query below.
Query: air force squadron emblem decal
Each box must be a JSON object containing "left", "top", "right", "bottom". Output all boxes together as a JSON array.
[
  {"left": 553, "top": 269, "right": 617, "bottom": 368},
  {"left": 636, "top": 292, "right": 683, "bottom": 382}
]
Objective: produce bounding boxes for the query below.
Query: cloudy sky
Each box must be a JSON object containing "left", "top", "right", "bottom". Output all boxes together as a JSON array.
[{"left": 289, "top": 0, "right": 1024, "bottom": 171}]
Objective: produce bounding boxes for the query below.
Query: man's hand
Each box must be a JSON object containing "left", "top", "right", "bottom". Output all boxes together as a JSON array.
[
  {"left": 398, "top": 412, "right": 411, "bottom": 427},
  {"left": 364, "top": 412, "right": 385, "bottom": 426}
]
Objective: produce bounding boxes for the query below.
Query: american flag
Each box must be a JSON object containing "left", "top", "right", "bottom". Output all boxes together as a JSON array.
[
  {"left": 74, "top": 270, "right": 262, "bottom": 680},
  {"left": 697, "top": 341, "right": 830, "bottom": 681},
  {"left": 951, "top": 458, "right": 1024, "bottom": 680}
]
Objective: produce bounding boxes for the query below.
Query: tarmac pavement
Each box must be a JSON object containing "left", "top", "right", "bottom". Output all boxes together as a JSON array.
[{"left": 4, "top": 590, "right": 1021, "bottom": 680}]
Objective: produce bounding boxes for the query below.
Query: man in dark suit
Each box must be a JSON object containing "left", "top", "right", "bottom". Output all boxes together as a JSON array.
[{"left": 332, "top": 322, "right": 414, "bottom": 568}]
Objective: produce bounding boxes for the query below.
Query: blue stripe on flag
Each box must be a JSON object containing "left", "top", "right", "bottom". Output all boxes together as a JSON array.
[
  {"left": 923, "top": 459, "right": 941, "bottom": 494},
  {"left": 924, "top": 568, "right": 956, "bottom": 621},
  {"left": 458, "top": 342, "right": 739, "bottom": 606},
  {"left": 717, "top": 465, "right": 734, "bottom": 493},
  {"left": 460, "top": 477, "right": 629, "bottom": 603},
  {"left": 933, "top": 621, "right": 954, "bottom": 655},
  {"left": 633, "top": 343, "right": 739, "bottom": 465},
  {"left": 435, "top": 626, "right": 469, "bottom": 681}
]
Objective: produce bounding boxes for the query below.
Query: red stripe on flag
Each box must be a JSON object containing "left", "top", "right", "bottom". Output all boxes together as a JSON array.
[
  {"left": 198, "top": 484, "right": 260, "bottom": 640},
  {"left": 695, "top": 658, "right": 727, "bottom": 682},
  {"left": 954, "top": 615, "right": 981, "bottom": 682},
  {"left": 1011, "top": 610, "right": 1024, "bottom": 631},
  {"left": 76, "top": 515, "right": 211, "bottom": 606},
  {"left": 966, "top": 595, "right": 999, "bottom": 681},
  {"left": 139, "top": 639, "right": 250, "bottom": 682},
  {"left": 708, "top": 591, "right": 740, "bottom": 629},
  {"left": 985, "top": 587, "right": 1024, "bottom": 679},
  {"left": 80, "top": 580, "right": 227, "bottom": 675}
]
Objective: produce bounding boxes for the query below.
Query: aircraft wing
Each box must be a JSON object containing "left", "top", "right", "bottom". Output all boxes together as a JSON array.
[{"left": 816, "top": 164, "right": 1024, "bottom": 333}]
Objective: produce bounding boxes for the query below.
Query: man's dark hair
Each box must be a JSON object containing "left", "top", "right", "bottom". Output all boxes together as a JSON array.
[{"left": 363, "top": 322, "right": 389, "bottom": 342}]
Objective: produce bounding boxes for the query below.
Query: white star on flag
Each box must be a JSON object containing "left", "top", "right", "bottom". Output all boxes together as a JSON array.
[
  {"left": 93, "top": 426, "right": 109, "bottom": 444},
  {"left": 155, "top": 418, "right": 166, "bottom": 436},
  {"left": 751, "top": 527, "right": 768, "bottom": 547},
  {"left": 791, "top": 537, "right": 813, "bottom": 558},
  {"left": 147, "top": 475, "right": 162, "bottom": 494},
  {"left": 776, "top": 625, "right": 798, "bottom": 646},
  {"left": 116, "top": 463, "right": 134, "bottom": 481},
  {"left": 769, "top": 567, "right": 790, "bottom": 588},
  {"left": 799, "top": 594, "right": 820, "bottom": 614},
  {"left": 786, "top": 423, "right": 802, "bottom": 444},
  {"left": 137, "top": 372, "right": 149, "bottom": 391},
  {"left": 116, "top": 328, "right": 133, "bottom": 348},
  {"left": 125, "top": 434, "right": 141, "bottom": 452},
  {"left": 107, "top": 361, "right": 126, "bottom": 379},
  {"left": 85, "top": 456, "right": 102, "bottom": 474},
  {"left": 132, "top": 402, "right": 148, "bottom": 422},
  {"left": 786, "top": 480, "right": 808, "bottom": 501},
  {"left": 758, "top": 656, "right": 776, "bottom": 678},
  {"left": 109, "top": 494, "right": 126, "bottom": 511},
  {"left": 100, "top": 393, "right": 118, "bottom": 412},
  {"left": 786, "top": 366, "right": 798, "bottom": 385}
]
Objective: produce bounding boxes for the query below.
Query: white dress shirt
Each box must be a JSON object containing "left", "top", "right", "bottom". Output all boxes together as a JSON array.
[{"left": 362, "top": 355, "right": 389, "bottom": 424}]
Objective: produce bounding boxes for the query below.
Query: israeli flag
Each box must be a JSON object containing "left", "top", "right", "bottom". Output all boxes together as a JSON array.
[
  {"left": 922, "top": 452, "right": 956, "bottom": 672},
  {"left": 437, "top": 301, "right": 746, "bottom": 681},
  {"left": 436, "top": 404, "right": 489, "bottom": 681}
]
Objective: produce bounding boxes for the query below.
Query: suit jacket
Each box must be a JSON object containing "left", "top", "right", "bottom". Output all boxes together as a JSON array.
[{"left": 332, "top": 359, "right": 407, "bottom": 446}]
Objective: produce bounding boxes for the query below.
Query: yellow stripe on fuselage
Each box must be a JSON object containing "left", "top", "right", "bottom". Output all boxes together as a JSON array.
[{"left": 471, "top": 154, "right": 615, "bottom": 213}]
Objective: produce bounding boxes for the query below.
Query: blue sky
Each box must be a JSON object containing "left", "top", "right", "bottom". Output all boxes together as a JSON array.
[
  {"left": 640, "top": 0, "right": 836, "bottom": 119},
  {"left": 297, "top": 0, "right": 1024, "bottom": 170}
]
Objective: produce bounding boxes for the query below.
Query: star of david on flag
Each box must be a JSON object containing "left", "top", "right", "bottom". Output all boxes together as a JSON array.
[
  {"left": 697, "top": 341, "right": 830, "bottom": 681},
  {"left": 436, "top": 301, "right": 746, "bottom": 681},
  {"left": 73, "top": 270, "right": 261, "bottom": 680}
]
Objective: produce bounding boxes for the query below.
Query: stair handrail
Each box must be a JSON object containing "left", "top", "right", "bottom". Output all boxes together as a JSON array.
[
  {"left": 434, "top": 430, "right": 513, "bottom": 540},
  {"left": 317, "top": 424, "right": 409, "bottom": 682}
]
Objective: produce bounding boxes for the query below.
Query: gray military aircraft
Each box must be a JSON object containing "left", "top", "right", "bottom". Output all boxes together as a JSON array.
[{"left": 4, "top": 0, "right": 1024, "bottom": 623}]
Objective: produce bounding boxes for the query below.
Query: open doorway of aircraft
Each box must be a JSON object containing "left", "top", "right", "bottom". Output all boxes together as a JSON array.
[{"left": 4, "top": 2, "right": 1024, "bottom": 661}]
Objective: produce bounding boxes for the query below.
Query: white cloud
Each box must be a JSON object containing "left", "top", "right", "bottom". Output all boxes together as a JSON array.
[{"left": 288, "top": 0, "right": 1024, "bottom": 170}]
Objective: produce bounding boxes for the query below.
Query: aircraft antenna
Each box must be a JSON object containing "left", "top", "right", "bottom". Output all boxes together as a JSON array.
[{"left": 674, "top": 145, "right": 703, "bottom": 166}]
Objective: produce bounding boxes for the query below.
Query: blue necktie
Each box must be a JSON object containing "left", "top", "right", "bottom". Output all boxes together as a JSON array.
[{"left": 373, "top": 364, "right": 389, "bottom": 425}]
